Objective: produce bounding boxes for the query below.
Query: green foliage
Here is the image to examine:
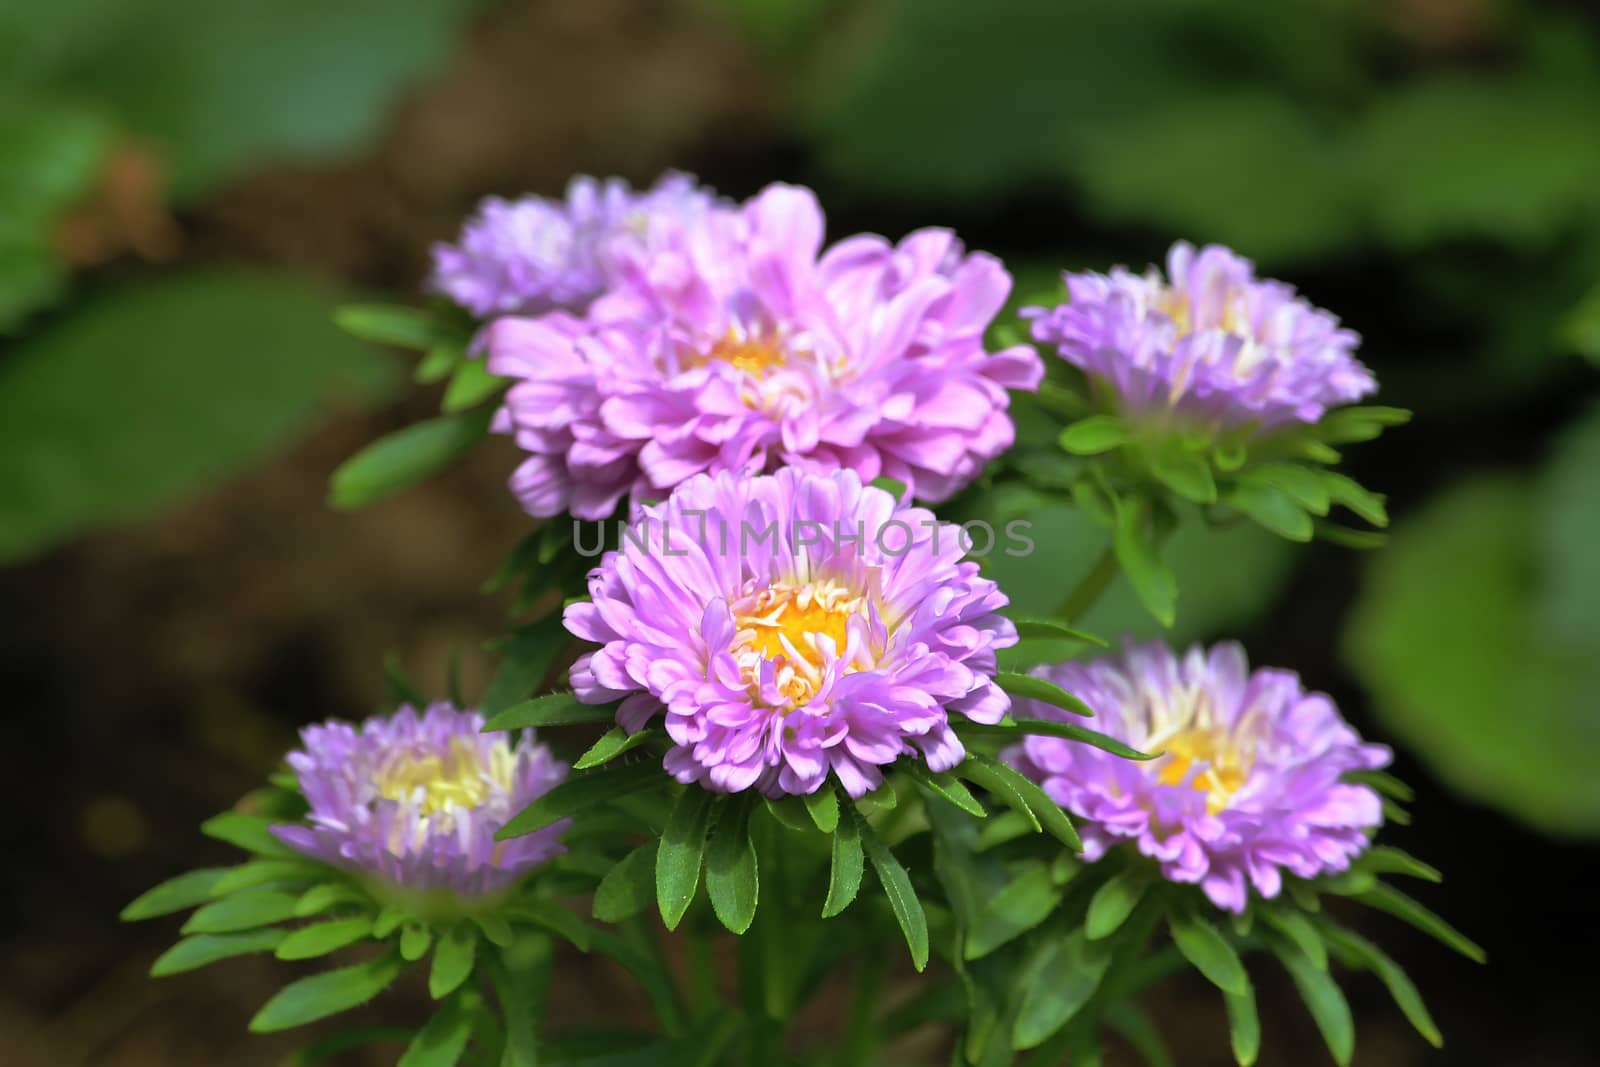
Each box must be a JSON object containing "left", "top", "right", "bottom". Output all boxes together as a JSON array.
[{"left": 250, "top": 952, "right": 407, "bottom": 1033}]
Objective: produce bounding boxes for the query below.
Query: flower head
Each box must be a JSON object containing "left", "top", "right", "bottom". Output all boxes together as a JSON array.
[
  {"left": 488, "top": 183, "right": 1042, "bottom": 520},
  {"left": 430, "top": 172, "right": 722, "bottom": 318},
  {"left": 1006, "top": 641, "right": 1389, "bottom": 913},
  {"left": 564, "top": 467, "right": 1019, "bottom": 797},
  {"left": 272, "top": 703, "right": 568, "bottom": 904},
  {"left": 1025, "top": 242, "right": 1374, "bottom": 430}
]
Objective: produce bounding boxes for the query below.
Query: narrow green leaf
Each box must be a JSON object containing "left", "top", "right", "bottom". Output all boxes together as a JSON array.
[
  {"left": 440, "top": 357, "right": 504, "bottom": 413},
  {"left": 1246, "top": 464, "right": 1331, "bottom": 515},
  {"left": 397, "top": 990, "right": 475, "bottom": 1067},
  {"left": 284, "top": 1026, "right": 416, "bottom": 1066},
  {"left": 962, "top": 719, "right": 1156, "bottom": 760},
  {"left": 335, "top": 304, "right": 434, "bottom": 349},
  {"left": 1227, "top": 483, "right": 1314, "bottom": 542},
  {"left": 294, "top": 882, "right": 368, "bottom": 918},
  {"left": 822, "top": 810, "right": 865, "bottom": 918},
  {"left": 1355, "top": 883, "right": 1485, "bottom": 963},
  {"left": 122, "top": 867, "right": 229, "bottom": 921},
  {"left": 1151, "top": 450, "right": 1217, "bottom": 503},
  {"left": 1274, "top": 939, "right": 1355, "bottom": 1066},
  {"left": 1059, "top": 415, "right": 1130, "bottom": 455},
  {"left": 328, "top": 409, "right": 492, "bottom": 510},
  {"left": 853, "top": 802, "right": 930, "bottom": 970},
  {"left": 183, "top": 887, "right": 300, "bottom": 935},
  {"left": 763, "top": 796, "right": 815, "bottom": 833},
  {"left": 976, "top": 810, "right": 1036, "bottom": 851},
  {"left": 481, "top": 614, "right": 568, "bottom": 715},
  {"left": 428, "top": 923, "right": 477, "bottom": 1000},
  {"left": 249, "top": 952, "right": 406, "bottom": 1033},
  {"left": 1010, "top": 617, "right": 1107, "bottom": 646},
  {"left": 1320, "top": 923, "right": 1443, "bottom": 1048},
  {"left": 1013, "top": 930, "right": 1113, "bottom": 1049},
  {"left": 471, "top": 912, "right": 515, "bottom": 948},
  {"left": 400, "top": 923, "right": 432, "bottom": 962},
  {"left": 803, "top": 787, "right": 840, "bottom": 833},
  {"left": 510, "top": 901, "right": 592, "bottom": 951},
  {"left": 594, "top": 840, "right": 659, "bottom": 923},
  {"left": 1361, "top": 845, "right": 1442, "bottom": 883},
  {"left": 1086, "top": 869, "right": 1148, "bottom": 941},
  {"left": 200, "top": 812, "right": 296, "bottom": 857},
  {"left": 965, "top": 864, "right": 1063, "bottom": 959},
  {"left": 656, "top": 788, "right": 717, "bottom": 930},
  {"left": 484, "top": 692, "right": 613, "bottom": 732},
  {"left": 372, "top": 908, "right": 405, "bottom": 939},
  {"left": 211, "top": 860, "right": 320, "bottom": 896},
  {"left": 151, "top": 929, "right": 286, "bottom": 976},
  {"left": 1107, "top": 1004, "right": 1175, "bottom": 1067},
  {"left": 1344, "top": 769, "right": 1413, "bottom": 802},
  {"left": 414, "top": 342, "right": 463, "bottom": 385},
  {"left": 575, "top": 726, "right": 656, "bottom": 770},
  {"left": 963, "top": 754, "right": 1081, "bottom": 851},
  {"left": 957, "top": 755, "right": 1039, "bottom": 833},
  {"left": 995, "top": 672, "right": 1094, "bottom": 717},
  {"left": 276, "top": 917, "right": 375, "bottom": 960},
  {"left": 1262, "top": 908, "right": 1327, "bottom": 970},
  {"left": 1223, "top": 977, "right": 1261, "bottom": 1066},
  {"left": 870, "top": 475, "right": 909, "bottom": 499},
  {"left": 1114, "top": 500, "right": 1177, "bottom": 626},
  {"left": 904, "top": 762, "right": 987, "bottom": 817},
  {"left": 1169, "top": 913, "right": 1249, "bottom": 995},
  {"left": 706, "top": 798, "right": 759, "bottom": 934},
  {"left": 497, "top": 760, "right": 665, "bottom": 840},
  {"left": 1320, "top": 471, "right": 1389, "bottom": 526}
]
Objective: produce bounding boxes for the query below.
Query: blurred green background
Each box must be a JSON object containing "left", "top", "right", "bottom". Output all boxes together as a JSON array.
[{"left": 2, "top": 1, "right": 1597, "bottom": 1064}]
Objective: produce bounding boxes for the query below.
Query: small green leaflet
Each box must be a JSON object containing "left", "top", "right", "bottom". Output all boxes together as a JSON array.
[
  {"left": 122, "top": 867, "right": 230, "bottom": 921},
  {"left": 575, "top": 727, "right": 657, "bottom": 770},
  {"left": 396, "top": 990, "right": 475, "bottom": 1067},
  {"left": 1012, "top": 930, "right": 1113, "bottom": 1049},
  {"left": 705, "top": 798, "right": 759, "bottom": 934},
  {"left": 328, "top": 409, "right": 493, "bottom": 510},
  {"left": 150, "top": 929, "right": 287, "bottom": 977},
  {"left": 656, "top": 788, "right": 717, "bottom": 930},
  {"left": 497, "top": 760, "right": 665, "bottom": 840},
  {"left": 594, "top": 840, "right": 659, "bottom": 923},
  {"left": 182, "top": 887, "right": 301, "bottom": 935},
  {"left": 803, "top": 787, "right": 840, "bottom": 832},
  {"left": 484, "top": 692, "right": 614, "bottom": 732},
  {"left": 1169, "top": 913, "right": 1249, "bottom": 996},
  {"left": 249, "top": 952, "right": 407, "bottom": 1033},
  {"left": 994, "top": 672, "right": 1094, "bottom": 717},
  {"left": 822, "top": 811, "right": 865, "bottom": 918},
  {"left": 1086, "top": 868, "right": 1148, "bottom": 941},
  {"left": 1319, "top": 922, "right": 1442, "bottom": 1048},
  {"left": 276, "top": 916, "right": 375, "bottom": 960},
  {"left": 428, "top": 923, "right": 478, "bottom": 1000},
  {"left": 1273, "top": 937, "right": 1355, "bottom": 1066},
  {"left": 852, "top": 802, "right": 929, "bottom": 970},
  {"left": 1223, "top": 978, "right": 1261, "bottom": 1066}
]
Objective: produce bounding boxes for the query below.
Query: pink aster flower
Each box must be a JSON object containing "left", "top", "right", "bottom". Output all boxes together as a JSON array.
[
  {"left": 429, "top": 172, "right": 723, "bottom": 318},
  {"left": 562, "top": 467, "right": 1018, "bottom": 797},
  {"left": 1024, "top": 242, "right": 1375, "bottom": 430},
  {"left": 487, "top": 183, "right": 1043, "bottom": 520},
  {"left": 272, "top": 704, "right": 568, "bottom": 902},
  {"left": 1006, "top": 641, "right": 1390, "bottom": 913}
]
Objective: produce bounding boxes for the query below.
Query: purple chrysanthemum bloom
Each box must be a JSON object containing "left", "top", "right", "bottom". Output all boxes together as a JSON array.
[
  {"left": 487, "top": 183, "right": 1042, "bottom": 520},
  {"left": 1005, "top": 641, "right": 1390, "bottom": 914},
  {"left": 563, "top": 467, "right": 1018, "bottom": 797},
  {"left": 429, "top": 172, "right": 722, "bottom": 318},
  {"left": 272, "top": 704, "right": 568, "bottom": 905},
  {"left": 1024, "top": 242, "right": 1375, "bottom": 430}
]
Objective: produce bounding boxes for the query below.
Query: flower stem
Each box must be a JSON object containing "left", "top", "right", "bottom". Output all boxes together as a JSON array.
[
  {"left": 486, "top": 934, "right": 551, "bottom": 1067},
  {"left": 1054, "top": 544, "right": 1121, "bottom": 623}
]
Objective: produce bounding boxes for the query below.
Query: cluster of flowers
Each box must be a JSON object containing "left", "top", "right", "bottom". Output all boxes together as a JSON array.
[{"left": 257, "top": 174, "right": 1388, "bottom": 920}]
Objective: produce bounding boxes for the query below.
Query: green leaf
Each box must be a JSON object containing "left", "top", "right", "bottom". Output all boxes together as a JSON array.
[
  {"left": 1359, "top": 846, "right": 1442, "bottom": 884},
  {"left": 249, "top": 952, "right": 406, "bottom": 1033},
  {"left": 803, "top": 787, "right": 840, "bottom": 833},
  {"left": 1086, "top": 868, "right": 1147, "bottom": 941},
  {"left": 484, "top": 692, "right": 613, "bottom": 731},
  {"left": 122, "top": 867, "right": 229, "bottom": 921},
  {"left": 1245, "top": 463, "right": 1331, "bottom": 515},
  {"left": 1227, "top": 483, "right": 1314, "bottom": 541},
  {"left": 1009, "top": 617, "right": 1107, "bottom": 646},
  {"left": 335, "top": 304, "right": 436, "bottom": 349},
  {"left": 0, "top": 270, "right": 392, "bottom": 562},
  {"left": 428, "top": 923, "right": 477, "bottom": 999},
  {"left": 575, "top": 726, "right": 657, "bottom": 770},
  {"left": 1223, "top": 978, "right": 1261, "bottom": 1066},
  {"left": 150, "top": 928, "right": 286, "bottom": 976},
  {"left": 706, "top": 798, "right": 759, "bottom": 934},
  {"left": 904, "top": 762, "right": 987, "bottom": 817},
  {"left": 471, "top": 912, "right": 514, "bottom": 949},
  {"left": 481, "top": 613, "right": 571, "bottom": 716},
  {"left": 594, "top": 840, "right": 660, "bottom": 923},
  {"left": 1012, "top": 930, "right": 1114, "bottom": 1049},
  {"left": 994, "top": 672, "right": 1094, "bottom": 717},
  {"left": 1354, "top": 883, "right": 1485, "bottom": 963},
  {"left": 656, "top": 788, "right": 717, "bottom": 930},
  {"left": 965, "top": 864, "right": 1063, "bottom": 959},
  {"left": 276, "top": 916, "right": 376, "bottom": 960},
  {"left": 962, "top": 719, "right": 1156, "bottom": 761},
  {"left": 1169, "top": 913, "right": 1248, "bottom": 995},
  {"left": 510, "top": 901, "right": 592, "bottom": 951},
  {"left": 328, "top": 408, "right": 493, "bottom": 510},
  {"left": 1320, "top": 471, "right": 1389, "bottom": 527},
  {"left": 870, "top": 475, "right": 909, "bottom": 499},
  {"left": 1273, "top": 938, "right": 1355, "bottom": 1066},
  {"left": 294, "top": 882, "right": 368, "bottom": 918},
  {"left": 1319, "top": 923, "right": 1443, "bottom": 1048},
  {"left": 441, "top": 357, "right": 504, "bottom": 414},
  {"left": 822, "top": 810, "right": 865, "bottom": 918},
  {"left": 1114, "top": 499, "right": 1177, "bottom": 626},
  {"left": 1261, "top": 907, "right": 1326, "bottom": 970},
  {"left": 415, "top": 341, "right": 465, "bottom": 385},
  {"left": 400, "top": 923, "right": 432, "bottom": 961},
  {"left": 210, "top": 859, "right": 320, "bottom": 896},
  {"left": 1150, "top": 450, "right": 1217, "bottom": 504},
  {"left": 851, "top": 802, "right": 929, "bottom": 970},
  {"left": 396, "top": 989, "right": 475, "bottom": 1067},
  {"left": 763, "top": 796, "right": 817, "bottom": 834},
  {"left": 284, "top": 1026, "right": 416, "bottom": 1066},
  {"left": 1059, "top": 415, "right": 1130, "bottom": 455},
  {"left": 961, "top": 754, "right": 1081, "bottom": 851},
  {"left": 1107, "top": 1005, "right": 1175, "bottom": 1067},
  {"left": 182, "top": 887, "right": 301, "bottom": 935},
  {"left": 199, "top": 812, "right": 297, "bottom": 857},
  {"left": 497, "top": 760, "right": 665, "bottom": 840}
]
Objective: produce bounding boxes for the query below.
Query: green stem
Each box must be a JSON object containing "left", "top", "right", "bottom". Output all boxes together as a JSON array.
[
  {"left": 487, "top": 934, "right": 551, "bottom": 1067},
  {"left": 1054, "top": 544, "right": 1121, "bottom": 623}
]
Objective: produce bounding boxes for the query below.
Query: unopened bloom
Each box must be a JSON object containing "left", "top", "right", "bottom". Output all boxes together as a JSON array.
[
  {"left": 1025, "top": 242, "right": 1375, "bottom": 430},
  {"left": 1006, "top": 641, "right": 1389, "bottom": 913},
  {"left": 430, "top": 172, "right": 722, "bottom": 318},
  {"left": 564, "top": 467, "right": 1018, "bottom": 796},
  {"left": 272, "top": 704, "right": 568, "bottom": 902},
  {"left": 488, "top": 183, "right": 1042, "bottom": 520}
]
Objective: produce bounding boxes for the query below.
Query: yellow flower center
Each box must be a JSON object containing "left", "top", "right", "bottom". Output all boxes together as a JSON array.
[
  {"left": 704, "top": 328, "right": 789, "bottom": 379},
  {"left": 375, "top": 738, "right": 509, "bottom": 823},
  {"left": 733, "top": 579, "right": 869, "bottom": 707},
  {"left": 1154, "top": 727, "right": 1254, "bottom": 815}
]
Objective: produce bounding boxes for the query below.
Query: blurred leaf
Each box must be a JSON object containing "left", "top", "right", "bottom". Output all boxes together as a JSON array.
[
  {"left": 26, "top": 0, "right": 489, "bottom": 199},
  {"left": 497, "top": 761, "right": 664, "bottom": 840},
  {"left": 122, "top": 867, "right": 228, "bottom": 921},
  {"left": 1346, "top": 477, "right": 1600, "bottom": 835},
  {"left": 182, "top": 887, "right": 300, "bottom": 935},
  {"left": 150, "top": 928, "right": 286, "bottom": 977},
  {"left": 1012, "top": 929, "right": 1113, "bottom": 1049},
  {"left": 1223, "top": 978, "right": 1261, "bottom": 1067},
  {"left": 1539, "top": 405, "right": 1600, "bottom": 646},
  {"left": 965, "top": 864, "right": 1062, "bottom": 959},
  {"left": 249, "top": 952, "right": 406, "bottom": 1033},
  {"left": 396, "top": 990, "right": 474, "bottom": 1067},
  {"left": 1169, "top": 913, "right": 1248, "bottom": 996},
  {"left": 594, "top": 841, "right": 659, "bottom": 924},
  {"left": 1086, "top": 868, "right": 1147, "bottom": 941},
  {"left": 428, "top": 923, "right": 477, "bottom": 999},
  {"left": 1272, "top": 937, "right": 1354, "bottom": 1066},
  {"left": 0, "top": 269, "right": 392, "bottom": 563},
  {"left": 1564, "top": 280, "right": 1600, "bottom": 365},
  {"left": 327, "top": 408, "right": 492, "bottom": 510},
  {"left": 276, "top": 917, "right": 376, "bottom": 961}
]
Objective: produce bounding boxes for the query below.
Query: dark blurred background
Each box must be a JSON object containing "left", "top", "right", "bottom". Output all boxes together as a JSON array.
[{"left": 3, "top": 1, "right": 1598, "bottom": 1063}]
